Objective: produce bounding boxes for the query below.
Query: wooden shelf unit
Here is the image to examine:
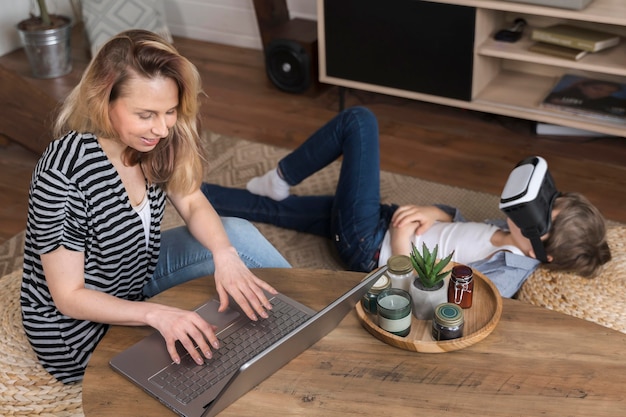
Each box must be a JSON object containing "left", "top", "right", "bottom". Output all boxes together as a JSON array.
[{"left": 317, "top": 0, "right": 626, "bottom": 137}]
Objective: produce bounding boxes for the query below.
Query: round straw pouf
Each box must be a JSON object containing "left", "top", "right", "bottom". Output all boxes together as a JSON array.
[
  {"left": 0, "top": 269, "right": 83, "bottom": 417},
  {"left": 517, "top": 225, "right": 626, "bottom": 334}
]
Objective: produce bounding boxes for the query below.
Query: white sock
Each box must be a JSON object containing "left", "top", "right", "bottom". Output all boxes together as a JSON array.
[{"left": 246, "top": 168, "right": 290, "bottom": 201}]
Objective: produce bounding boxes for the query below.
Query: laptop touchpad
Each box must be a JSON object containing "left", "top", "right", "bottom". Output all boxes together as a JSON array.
[{"left": 195, "top": 299, "right": 241, "bottom": 330}]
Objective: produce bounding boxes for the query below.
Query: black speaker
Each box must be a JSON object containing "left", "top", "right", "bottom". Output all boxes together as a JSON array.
[
  {"left": 265, "top": 39, "right": 311, "bottom": 93},
  {"left": 253, "top": 1, "right": 319, "bottom": 94}
]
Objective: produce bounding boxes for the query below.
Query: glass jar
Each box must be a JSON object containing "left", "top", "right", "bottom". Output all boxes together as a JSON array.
[
  {"left": 362, "top": 274, "right": 391, "bottom": 314},
  {"left": 447, "top": 264, "right": 474, "bottom": 308},
  {"left": 386, "top": 255, "right": 415, "bottom": 292},
  {"left": 377, "top": 288, "right": 412, "bottom": 337},
  {"left": 432, "top": 303, "right": 464, "bottom": 341}
]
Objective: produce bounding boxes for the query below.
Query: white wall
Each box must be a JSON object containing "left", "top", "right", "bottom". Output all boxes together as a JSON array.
[
  {"left": 0, "top": 0, "right": 74, "bottom": 55},
  {"left": 164, "top": 0, "right": 316, "bottom": 50},
  {"left": 0, "top": 0, "right": 317, "bottom": 56}
]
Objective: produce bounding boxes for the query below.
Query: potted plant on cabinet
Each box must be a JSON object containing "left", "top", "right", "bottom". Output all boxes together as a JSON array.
[
  {"left": 409, "top": 242, "right": 454, "bottom": 320},
  {"left": 16, "top": 0, "right": 73, "bottom": 78}
]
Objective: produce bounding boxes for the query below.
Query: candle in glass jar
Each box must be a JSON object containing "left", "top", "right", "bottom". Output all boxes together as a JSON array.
[
  {"left": 378, "top": 294, "right": 409, "bottom": 309},
  {"left": 377, "top": 289, "right": 412, "bottom": 337}
]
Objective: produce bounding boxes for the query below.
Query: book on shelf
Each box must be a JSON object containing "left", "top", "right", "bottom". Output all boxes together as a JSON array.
[
  {"left": 501, "top": 0, "right": 593, "bottom": 11},
  {"left": 540, "top": 74, "right": 626, "bottom": 123},
  {"left": 528, "top": 42, "right": 588, "bottom": 61},
  {"left": 535, "top": 123, "right": 609, "bottom": 137},
  {"left": 531, "top": 24, "right": 621, "bottom": 52}
]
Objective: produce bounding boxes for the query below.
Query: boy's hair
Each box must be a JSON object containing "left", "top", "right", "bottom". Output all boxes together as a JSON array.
[{"left": 543, "top": 192, "right": 611, "bottom": 277}]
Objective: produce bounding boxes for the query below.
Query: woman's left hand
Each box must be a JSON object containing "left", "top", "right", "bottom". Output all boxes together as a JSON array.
[
  {"left": 211, "top": 246, "right": 278, "bottom": 321},
  {"left": 169, "top": 188, "right": 278, "bottom": 321}
]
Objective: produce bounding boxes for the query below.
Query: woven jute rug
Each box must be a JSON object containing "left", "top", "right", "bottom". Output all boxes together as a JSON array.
[{"left": 1, "top": 131, "right": 622, "bottom": 415}]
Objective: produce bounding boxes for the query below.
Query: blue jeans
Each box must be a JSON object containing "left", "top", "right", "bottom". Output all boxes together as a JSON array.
[
  {"left": 143, "top": 217, "right": 291, "bottom": 298},
  {"left": 201, "top": 107, "right": 396, "bottom": 272}
]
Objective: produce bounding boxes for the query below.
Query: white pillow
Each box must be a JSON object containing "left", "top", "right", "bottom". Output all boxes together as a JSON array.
[{"left": 82, "top": 0, "right": 173, "bottom": 58}]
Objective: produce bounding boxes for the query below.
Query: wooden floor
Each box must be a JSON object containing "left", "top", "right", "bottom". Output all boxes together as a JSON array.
[{"left": 1, "top": 35, "right": 625, "bottom": 246}]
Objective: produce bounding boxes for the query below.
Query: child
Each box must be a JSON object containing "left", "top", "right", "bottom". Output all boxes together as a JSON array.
[{"left": 201, "top": 106, "right": 611, "bottom": 297}]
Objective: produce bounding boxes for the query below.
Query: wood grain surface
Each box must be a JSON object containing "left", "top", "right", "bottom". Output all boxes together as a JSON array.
[{"left": 83, "top": 268, "right": 626, "bottom": 417}]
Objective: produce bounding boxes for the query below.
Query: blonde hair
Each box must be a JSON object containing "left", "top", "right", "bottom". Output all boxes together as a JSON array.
[
  {"left": 54, "top": 29, "right": 204, "bottom": 193},
  {"left": 544, "top": 192, "right": 611, "bottom": 277}
]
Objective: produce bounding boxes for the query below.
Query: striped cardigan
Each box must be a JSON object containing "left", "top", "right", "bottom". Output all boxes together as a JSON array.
[{"left": 20, "top": 131, "right": 165, "bottom": 383}]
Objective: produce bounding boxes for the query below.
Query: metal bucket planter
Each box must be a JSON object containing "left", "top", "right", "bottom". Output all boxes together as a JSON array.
[{"left": 17, "top": 15, "right": 72, "bottom": 79}]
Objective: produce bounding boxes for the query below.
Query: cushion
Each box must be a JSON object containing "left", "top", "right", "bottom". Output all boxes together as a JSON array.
[
  {"left": 0, "top": 269, "right": 83, "bottom": 414},
  {"left": 81, "top": 0, "right": 172, "bottom": 57},
  {"left": 517, "top": 225, "right": 626, "bottom": 333}
]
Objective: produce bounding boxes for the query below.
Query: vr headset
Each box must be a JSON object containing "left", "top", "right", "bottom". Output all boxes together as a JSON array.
[{"left": 499, "top": 156, "right": 560, "bottom": 263}]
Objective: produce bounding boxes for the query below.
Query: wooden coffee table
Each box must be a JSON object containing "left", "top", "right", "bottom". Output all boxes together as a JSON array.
[{"left": 83, "top": 268, "right": 626, "bottom": 416}]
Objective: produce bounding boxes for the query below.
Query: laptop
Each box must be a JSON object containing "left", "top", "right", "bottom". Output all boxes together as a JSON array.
[{"left": 110, "top": 266, "right": 387, "bottom": 417}]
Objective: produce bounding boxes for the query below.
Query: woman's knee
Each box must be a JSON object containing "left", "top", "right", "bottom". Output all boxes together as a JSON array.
[
  {"left": 221, "top": 217, "right": 290, "bottom": 268},
  {"left": 221, "top": 216, "right": 260, "bottom": 236}
]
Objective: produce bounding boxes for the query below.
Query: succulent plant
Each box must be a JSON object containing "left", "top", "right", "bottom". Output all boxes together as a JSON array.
[{"left": 409, "top": 242, "right": 454, "bottom": 289}]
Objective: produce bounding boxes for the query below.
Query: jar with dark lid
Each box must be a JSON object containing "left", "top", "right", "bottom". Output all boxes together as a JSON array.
[
  {"left": 432, "top": 303, "right": 464, "bottom": 341},
  {"left": 386, "top": 255, "right": 415, "bottom": 292},
  {"left": 447, "top": 264, "right": 474, "bottom": 308},
  {"left": 362, "top": 275, "right": 391, "bottom": 314}
]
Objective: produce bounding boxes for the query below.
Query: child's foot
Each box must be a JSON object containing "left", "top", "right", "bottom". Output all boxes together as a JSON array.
[{"left": 246, "top": 168, "right": 290, "bottom": 201}]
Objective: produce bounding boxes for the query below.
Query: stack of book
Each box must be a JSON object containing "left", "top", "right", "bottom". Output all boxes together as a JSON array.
[
  {"left": 529, "top": 24, "right": 621, "bottom": 61},
  {"left": 541, "top": 74, "right": 626, "bottom": 123}
]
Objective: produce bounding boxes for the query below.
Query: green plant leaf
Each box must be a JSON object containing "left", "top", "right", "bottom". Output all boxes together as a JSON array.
[
  {"left": 432, "top": 250, "right": 455, "bottom": 276},
  {"left": 409, "top": 242, "right": 455, "bottom": 288},
  {"left": 423, "top": 242, "right": 433, "bottom": 268}
]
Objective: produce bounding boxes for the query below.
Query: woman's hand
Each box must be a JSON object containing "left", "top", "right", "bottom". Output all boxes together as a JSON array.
[
  {"left": 42, "top": 247, "right": 222, "bottom": 366},
  {"left": 211, "top": 246, "right": 278, "bottom": 320},
  {"left": 169, "top": 188, "right": 278, "bottom": 322},
  {"left": 146, "top": 304, "right": 220, "bottom": 366}
]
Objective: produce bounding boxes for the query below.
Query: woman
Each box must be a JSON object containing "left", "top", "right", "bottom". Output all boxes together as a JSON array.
[
  {"left": 21, "top": 30, "right": 290, "bottom": 384},
  {"left": 202, "top": 106, "right": 611, "bottom": 297}
]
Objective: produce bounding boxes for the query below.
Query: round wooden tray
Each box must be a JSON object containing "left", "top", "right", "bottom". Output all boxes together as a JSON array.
[{"left": 356, "top": 270, "right": 503, "bottom": 353}]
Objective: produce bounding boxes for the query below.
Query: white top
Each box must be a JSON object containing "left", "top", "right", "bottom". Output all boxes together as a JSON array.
[
  {"left": 378, "top": 221, "right": 524, "bottom": 267},
  {"left": 134, "top": 192, "right": 151, "bottom": 250}
]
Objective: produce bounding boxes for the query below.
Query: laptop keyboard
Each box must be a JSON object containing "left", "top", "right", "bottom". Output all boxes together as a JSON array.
[{"left": 149, "top": 297, "right": 312, "bottom": 404}]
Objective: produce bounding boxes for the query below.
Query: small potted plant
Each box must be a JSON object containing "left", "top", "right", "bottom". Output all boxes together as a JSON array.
[
  {"left": 16, "top": 0, "right": 74, "bottom": 78},
  {"left": 409, "top": 242, "right": 454, "bottom": 320}
]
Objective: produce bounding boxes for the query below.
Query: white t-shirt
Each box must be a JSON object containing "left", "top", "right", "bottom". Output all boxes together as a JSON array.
[{"left": 378, "top": 221, "right": 524, "bottom": 267}]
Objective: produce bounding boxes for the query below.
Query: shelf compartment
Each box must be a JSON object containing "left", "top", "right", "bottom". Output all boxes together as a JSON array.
[
  {"left": 478, "top": 32, "right": 626, "bottom": 78},
  {"left": 429, "top": 0, "right": 626, "bottom": 26},
  {"left": 474, "top": 70, "right": 626, "bottom": 135}
]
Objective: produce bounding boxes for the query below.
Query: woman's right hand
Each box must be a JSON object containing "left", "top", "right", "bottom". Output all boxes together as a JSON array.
[
  {"left": 42, "top": 247, "right": 219, "bottom": 366},
  {"left": 147, "top": 304, "right": 220, "bottom": 366}
]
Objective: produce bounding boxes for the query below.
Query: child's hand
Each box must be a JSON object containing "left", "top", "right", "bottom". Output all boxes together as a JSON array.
[
  {"left": 388, "top": 220, "right": 420, "bottom": 256},
  {"left": 391, "top": 205, "right": 452, "bottom": 235}
]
